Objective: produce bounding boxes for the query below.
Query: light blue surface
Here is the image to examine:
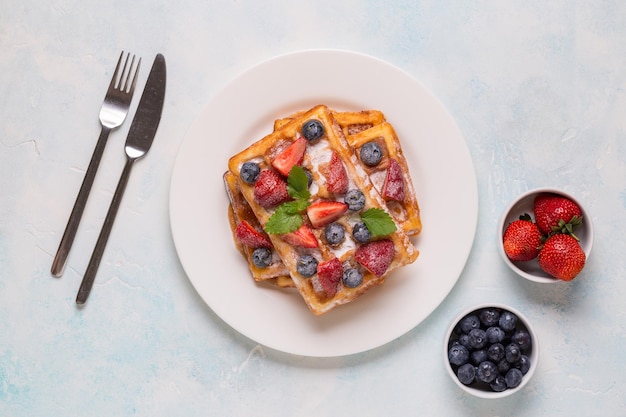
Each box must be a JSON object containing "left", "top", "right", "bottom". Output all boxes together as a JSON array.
[{"left": 1, "top": 1, "right": 625, "bottom": 416}]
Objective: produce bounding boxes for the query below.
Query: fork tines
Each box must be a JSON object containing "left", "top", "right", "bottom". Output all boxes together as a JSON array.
[{"left": 111, "top": 51, "right": 141, "bottom": 93}]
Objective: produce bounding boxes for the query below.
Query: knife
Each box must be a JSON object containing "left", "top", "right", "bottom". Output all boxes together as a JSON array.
[{"left": 76, "top": 53, "right": 166, "bottom": 305}]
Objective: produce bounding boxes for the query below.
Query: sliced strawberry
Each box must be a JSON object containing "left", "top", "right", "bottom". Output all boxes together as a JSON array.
[
  {"left": 313, "top": 257, "right": 343, "bottom": 298},
  {"left": 382, "top": 158, "right": 405, "bottom": 201},
  {"left": 355, "top": 239, "right": 395, "bottom": 277},
  {"left": 272, "top": 137, "right": 307, "bottom": 176},
  {"left": 235, "top": 220, "right": 273, "bottom": 248},
  {"left": 326, "top": 151, "right": 349, "bottom": 194},
  {"left": 253, "top": 169, "right": 291, "bottom": 208},
  {"left": 281, "top": 224, "right": 318, "bottom": 248},
  {"left": 306, "top": 200, "right": 348, "bottom": 228}
]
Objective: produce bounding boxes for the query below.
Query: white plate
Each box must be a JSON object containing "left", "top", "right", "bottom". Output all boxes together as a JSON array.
[{"left": 169, "top": 50, "right": 477, "bottom": 357}]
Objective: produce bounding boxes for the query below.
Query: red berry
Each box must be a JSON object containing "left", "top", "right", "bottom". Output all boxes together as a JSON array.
[
  {"left": 314, "top": 257, "right": 343, "bottom": 297},
  {"left": 281, "top": 224, "right": 318, "bottom": 248},
  {"left": 306, "top": 200, "right": 348, "bottom": 228},
  {"left": 326, "top": 151, "right": 349, "bottom": 194},
  {"left": 502, "top": 219, "right": 543, "bottom": 261},
  {"left": 271, "top": 137, "right": 307, "bottom": 176},
  {"left": 538, "top": 234, "right": 586, "bottom": 281},
  {"left": 354, "top": 239, "right": 395, "bottom": 277},
  {"left": 235, "top": 220, "right": 273, "bottom": 248},
  {"left": 533, "top": 193, "right": 583, "bottom": 235},
  {"left": 382, "top": 158, "right": 405, "bottom": 201},
  {"left": 253, "top": 170, "right": 291, "bottom": 208}
]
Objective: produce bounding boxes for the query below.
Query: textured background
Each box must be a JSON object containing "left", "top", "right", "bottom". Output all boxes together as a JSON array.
[{"left": 1, "top": 1, "right": 625, "bottom": 416}]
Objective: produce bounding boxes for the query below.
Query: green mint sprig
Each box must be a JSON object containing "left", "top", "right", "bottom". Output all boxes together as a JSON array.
[
  {"left": 361, "top": 208, "right": 397, "bottom": 237},
  {"left": 287, "top": 166, "right": 311, "bottom": 201},
  {"left": 265, "top": 166, "right": 310, "bottom": 234}
]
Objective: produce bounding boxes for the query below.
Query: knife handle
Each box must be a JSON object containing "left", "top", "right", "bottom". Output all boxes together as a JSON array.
[{"left": 76, "top": 157, "right": 134, "bottom": 304}]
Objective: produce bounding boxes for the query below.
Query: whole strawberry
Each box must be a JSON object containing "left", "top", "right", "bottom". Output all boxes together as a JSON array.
[
  {"left": 538, "top": 234, "right": 586, "bottom": 281},
  {"left": 503, "top": 216, "right": 543, "bottom": 261},
  {"left": 533, "top": 193, "right": 583, "bottom": 236}
]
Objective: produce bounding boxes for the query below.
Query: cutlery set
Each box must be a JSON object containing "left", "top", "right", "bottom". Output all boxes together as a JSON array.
[{"left": 52, "top": 51, "right": 167, "bottom": 304}]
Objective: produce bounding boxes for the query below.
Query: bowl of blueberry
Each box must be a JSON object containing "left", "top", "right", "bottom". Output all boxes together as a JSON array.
[
  {"left": 498, "top": 187, "right": 593, "bottom": 283},
  {"left": 444, "top": 304, "right": 538, "bottom": 398}
]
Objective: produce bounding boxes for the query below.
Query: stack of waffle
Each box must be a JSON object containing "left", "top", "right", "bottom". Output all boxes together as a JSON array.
[{"left": 225, "top": 105, "right": 421, "bottom": 315}]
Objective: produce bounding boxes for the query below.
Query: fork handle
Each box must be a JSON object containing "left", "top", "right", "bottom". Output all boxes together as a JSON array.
[
  {"left": 76, "top": 157, "right": 135, "bottom": 305},
  {"left": 51, "top": 126, "right": 112, "bottom": 277}
]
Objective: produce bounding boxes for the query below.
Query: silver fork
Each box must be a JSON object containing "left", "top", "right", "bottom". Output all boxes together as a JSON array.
[{"left": 51, "top": 51, "right": 141, "bottom": 277}]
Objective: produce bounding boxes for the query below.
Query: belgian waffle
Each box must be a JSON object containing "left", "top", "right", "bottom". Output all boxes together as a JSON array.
[
  {"left": 344, "top": 120, "right": 421, "bottom": 236},
  {"left": 277, "top": 109, "right": 421, "bottom": 236},
  {"left": 224, "top": 171, "right": 294, "bottom": 288},
  {"left": 227, "top": 105, "right": 419, "bottom": 315}
]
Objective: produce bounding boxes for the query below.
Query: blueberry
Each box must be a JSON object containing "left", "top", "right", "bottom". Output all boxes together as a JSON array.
[
  {"left": 476, "top": 361, "right": 498, "bottom": 384},
  {"left": 302, "top": 119, "right": 324, "bottom": 141},
  {"left": 251, "top": 247, "right": 272, "bottom": 268},
  {"left": 344, "top": 189, "right": 366, "bottom": 211},
  {"left": 342, "top": 268, "right": 363, "bottom": 288},
  {"left": 505, "top": 368, "right": 523, "bottom": 388},
  {"left": 296, "top": 255, "right": 318, "bottom": 277},
  {"left": 505, "top": 343, "right": 522, "bottom": 363},
  {"left": 459, "top": 315, "right": 481, "bottom": 334},
  {"left": 516, "top": 355, "right": 531, "bottom": 375},
  {"left": 497, "top": 358, "right": 511, "bottom": 375},
  {"left": 487, "top": 343, "right": 505, "bottom": 362},
  {"left": 457, "top": 363, "right": 476, "bottom": 385},
  {"left": 468, "top": 328, "right": 488, "bottom": 349},
  {"left": 458, "top": 334, "right": 471, "bottom": 348},
  {"left": 499, "top": 310, "right": 518, "bottom": 332},
  {"left": 479, "top": 308, "right": 501, "bottom": 327},
  {"left": 352, "top": 222, "right": 371, "bottom": 243},
  {"left": 325, "top": 222, "right": 345, "bottom": 246},
  {"left": 240, "top": 161, "right": 260, "bottom": 184},
  {"left": 486, "top": 326, "right": 506, "bottom": 344},
  {"left": 471, "top": 349, "right": 488, "bottom": 366},
  {"left": 490, "top": 375, "right": 507, "bottom": 392},
  {"left": 359, "top": 141, "right": 383, "bottom": 166},
  {"left": 511, "top": 329, "right": 532, "bottom": 351},
  {"left": 449, "top": 339, "right": 462, "bottom": 348},
  {"left": 448, "top": 344, "right": 470, "bottom": 366}
]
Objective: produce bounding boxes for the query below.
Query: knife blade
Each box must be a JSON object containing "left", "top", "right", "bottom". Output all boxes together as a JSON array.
[
  {"left": 125, "top": 53, "right": 166, "bottom": 157},
  {"left": 76, "top": 53, "right": 166, "bottom": 305}
]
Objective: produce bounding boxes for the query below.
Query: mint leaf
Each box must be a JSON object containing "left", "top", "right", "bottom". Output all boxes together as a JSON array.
[
  {"left": 361, "top": 208, "right": 397, "bottom": 237},
  {"left": 281, "top": 199, "right": 309, "bottom": 214},
  {"left": 265, "top": 166, "right": 311, "bottom": 235},
  {"left": 287, "top": 166, "right": 311, "bottom": 201},
  {"left": 265, "top": 204, "right": 303, "bottom": 234}
]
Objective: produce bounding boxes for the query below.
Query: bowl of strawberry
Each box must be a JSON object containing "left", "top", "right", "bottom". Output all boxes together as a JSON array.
[
  {"left": 498, "top": 188, "right": 593, "bottom": 283},
  {"left": 444, "top": 304, "right": 538, "bottom": 398}
]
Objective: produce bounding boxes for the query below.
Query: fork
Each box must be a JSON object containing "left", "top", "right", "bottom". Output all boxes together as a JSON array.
[{"left": 51, "top": 51, "right": 141, "bottom": 277}]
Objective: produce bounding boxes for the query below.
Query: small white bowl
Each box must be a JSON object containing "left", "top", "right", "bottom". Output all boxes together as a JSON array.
[
  {"left": 444, "top": 303, "right": 539, "bottom": 399},
  {"left": 497, "top": 187, "right": 594, "bottom": 283}
]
